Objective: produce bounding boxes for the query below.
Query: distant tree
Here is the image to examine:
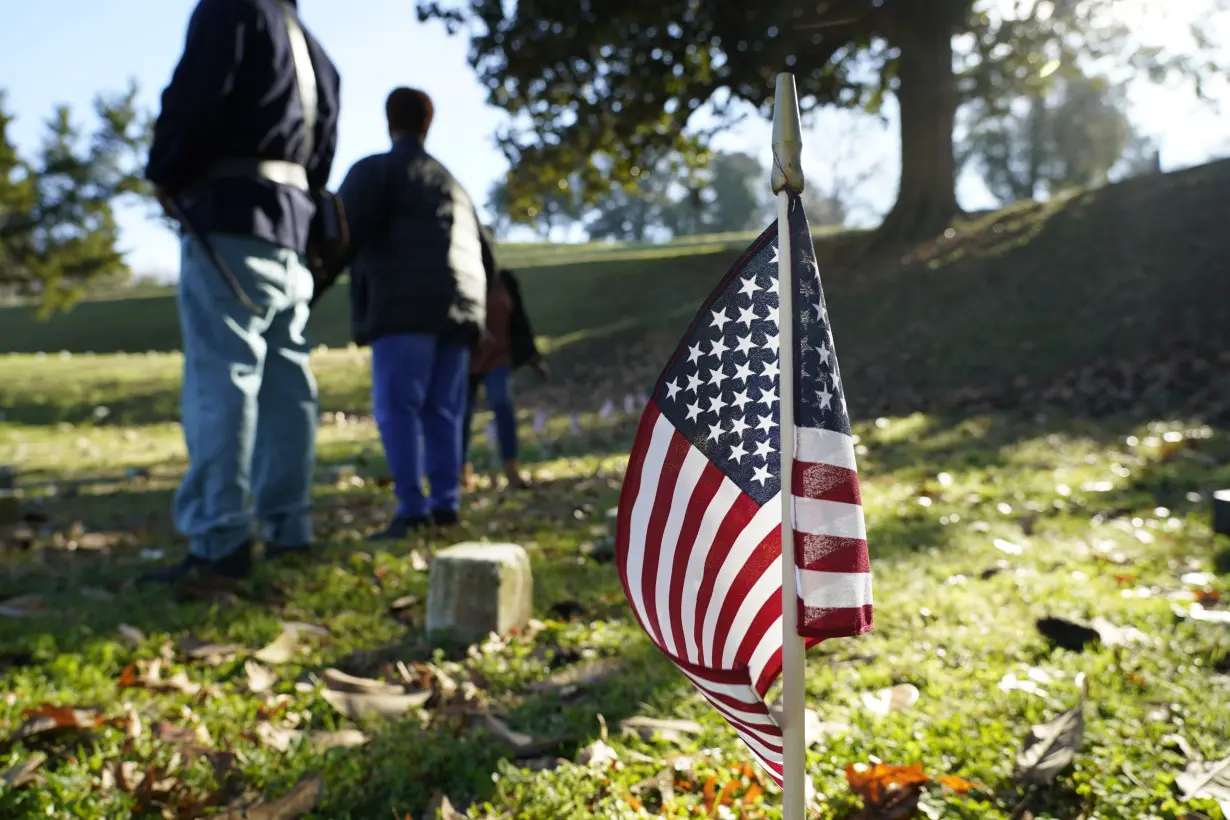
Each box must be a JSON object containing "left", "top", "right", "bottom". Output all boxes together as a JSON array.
[
  {"left": 962, "top": 71, "right": 1138, "bottom": 204},
  {"left": 0, "top": 83, "right": 150, "bottom": 315},
  {"left": 704, "top": 151, "right": 764, "bottom": 233},
  {"left": 419, "top": 0, "right": 1224, "bottom": 243},
  {"left": 486, "top": 175, "right": 582, "bottom": 239}
]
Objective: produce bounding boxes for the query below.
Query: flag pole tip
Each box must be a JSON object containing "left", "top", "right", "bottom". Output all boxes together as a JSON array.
[{"left": 771, "top": 72, "right": 805, "bottom": 195}]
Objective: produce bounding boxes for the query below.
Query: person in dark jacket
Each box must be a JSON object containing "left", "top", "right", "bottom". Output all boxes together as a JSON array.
[
  {"left": 462, "top": 268, "right": 547, "bottom": 491},
  {"left": 323, "top": 87, "right": 496, "bottom": 539},
  {"left": 140, "top": 0, "right": 340, "bottom": 585}
]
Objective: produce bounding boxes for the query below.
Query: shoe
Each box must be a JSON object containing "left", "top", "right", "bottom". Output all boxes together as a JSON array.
[
  {"left": 430, "top": 508, "right": 460, "bottom": 527},
  {"left": 368, "top": 516, "right": 429, "bottom": 541},
  {"left": 502, "top": 459, "right": 529, "bottom": 490},
  {"left": 265, "top": 543, "right": 313, "bottom": 561},
  {"left": 138, "top": 541, "right": 253, "bottom": 585}
]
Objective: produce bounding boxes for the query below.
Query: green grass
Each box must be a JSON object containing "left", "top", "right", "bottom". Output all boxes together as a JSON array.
[
  {"left": 0, "top": 161, "right": 1229, "bottom": 817},
  {"left": 0, "top": 355, "right": 1228, "bottom": 818}
]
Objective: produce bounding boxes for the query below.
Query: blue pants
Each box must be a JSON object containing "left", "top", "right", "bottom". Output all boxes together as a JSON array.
[
  {"left": 174, "top": 234, "right": 317, "bottom": 560},
  {"left": 462, "top": 367, "right": 519, "bottom": 464},
  {"left": 371, "top": 333, "right": 470, "bottom": 518}
]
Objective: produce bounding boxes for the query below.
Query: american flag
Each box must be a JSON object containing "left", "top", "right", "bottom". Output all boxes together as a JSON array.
[{"left": 615, "top": 194, "right": 872, "bottom": 783}]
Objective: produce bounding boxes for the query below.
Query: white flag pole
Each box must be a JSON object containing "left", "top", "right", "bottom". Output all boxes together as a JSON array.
[{"left": 772, "top": 71, "right": 807, "bottom": 820}]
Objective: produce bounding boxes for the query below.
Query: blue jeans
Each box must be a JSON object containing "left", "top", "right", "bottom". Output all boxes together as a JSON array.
[
  {"left": 370, "top": 333, "right": 470, "bottom": 518},
  {"left": 462, "top": 367, "right": 519, "bottom": 464},
  {"left": 174, "top": 234, "right": 317, "bottom": 560}
]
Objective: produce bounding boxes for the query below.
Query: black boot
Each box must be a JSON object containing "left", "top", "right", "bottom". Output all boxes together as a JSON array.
[
  {"left": 138, "top": 541, "right": 253, "bottom": 585},
  {"left": 431, "top": 508, "right": 460, "bottom": 528},
  {"left": 368, "top": 516, "right": 429, "bottom": 541}
]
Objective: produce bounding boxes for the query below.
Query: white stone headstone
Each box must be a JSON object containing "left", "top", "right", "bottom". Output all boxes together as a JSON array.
[{"left": 427, "top": 543, "right": 533, "bottom": 645}]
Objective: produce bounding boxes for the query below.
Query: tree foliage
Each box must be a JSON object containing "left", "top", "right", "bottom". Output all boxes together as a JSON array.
[
  {"left": 419, "top": 0, "right": 1225, "bottom": 242},
  {"left": 0, "top": 83, "right": 149, "bottom": 314}
]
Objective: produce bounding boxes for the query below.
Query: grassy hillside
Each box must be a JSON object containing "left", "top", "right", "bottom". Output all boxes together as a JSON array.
[{"left": 1, "top": 159, "right": 1227, "bottom": 424}]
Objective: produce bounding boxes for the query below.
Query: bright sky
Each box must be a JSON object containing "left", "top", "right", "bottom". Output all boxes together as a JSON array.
[{"left": 2, "top": 0, "right": 1226, "bottom": 280}]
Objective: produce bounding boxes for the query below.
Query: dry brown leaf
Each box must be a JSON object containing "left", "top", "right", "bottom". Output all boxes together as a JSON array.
[
  {"left": 861, "top": 683, "right": 920, "bottom": 716},
  {"left": 1016, "top": 673, "right": 1087, "bottom": 787},
  {"left": 309, "top": 729, "right": 369, "bottom": 751},
  {"left": 118, "top": 659, "right": 206, "bottom": 696},
  {"left": 422, "top": 792, "right": 464, "bottom": 820},
  {"left": 846, "top": 762, "right": 930, "bottom": 815},
  {"left": 178, "top": 635, "right": 244, "bottom": 664},
  {"left": 253, "top": 628, "right": 301, "bottom": 665},
  {"left": 937, "top": 774, "right": 980, "bottom": 794},
  {"left": 619, "top": 716, "right": 703, "bottom": 743},
  {"left": 245, "top": 660, "right": 278, "bottom": 694},
  {"left": 528, "top": 657, "right": 623, "bottom": 695},
  {"left": 319, "top": 667, "right": 405, "bottom": 695},
  {"left": 256, "top": 723, "right": 304, "bottom": 753},
  {"left": 0, "top": 594, "right": 44, "bottom": 618},
  {"left": 214, "top": 773, "right": 325, "bottom": 820},
  {"left": 477, "top": 713, "right": 568, "bottom": 758},
  {"left": 117, "top": 624, "right": 145, "bottom": 646},
  {"left": 321, "top": 688, "right": 430, "bottom": 720},
  {"left": 0, "top": 752, "right": 46, "bottom": 789}
]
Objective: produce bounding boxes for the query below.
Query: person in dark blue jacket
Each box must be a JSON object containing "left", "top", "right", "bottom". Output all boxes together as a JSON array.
[
  {"left": 317, "top": 88, "right": 495, "bottom": 539},
  {"left": 140, "top": 0, "right": 341, "bottom": 584}
]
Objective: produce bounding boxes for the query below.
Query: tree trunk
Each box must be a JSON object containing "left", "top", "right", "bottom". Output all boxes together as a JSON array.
[{"left": 877, "top": 12, "right": 961, "bottom": 244}]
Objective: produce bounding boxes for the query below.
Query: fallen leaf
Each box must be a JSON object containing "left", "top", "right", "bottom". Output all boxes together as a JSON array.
[
  {"left": 1176, "top": 755, "right": 1230, "bottom": 817},
  {"left": 803, "top": 709, "right": 852, "bottom": 746},
  {"left": 245, "top": 660, "right": 278, "bottom": 694},
  {"left": 0, "top": 594, "right": 43, "bottom": 617},
  {"left": 1181, "top": 604, "right": 1230, "bottom": 624},
  {"left": 178, "top": 635, "right": 244, "bottom": 664},
  {"left": 309, "top": 729, "right": 369, "bottom": 751},
  {"left": 256, "top": 722, "right": 304, "bottom": 753},
  {"left": 118, "top": 659, "right": 206, "bottom": 696},
  {"left": 1089, "top": 617, "right": 1149, "bottom": 647},
  {"left": 117, "top": 624, "right": 145, "bottom": 647},
  {"left": 937, "top": 774, "right": 979, "bottom": 794},
  {"left": 0, "top": 752, "right": 45, "bottom": 789},
  {"left": 861, "top": 683, "right": 920, "bottom": 716},
  {"left": 253, "top": 628, "right": 301, "bottom": 665},
  {"left": 422, "top": 792, "right": 463, "bottom": 820},
  {"left": 1036, "top": 616, "right": 1100, "bottom": 651},
  {"left": 1016, "top": 673, "right": 1087, "bottom": 785},
  {"left": 319, "top": 668, "right": 405, "bottom": 695},
  {"left": 528, "top": 658, "right": 623, "bottom": 695},
  {"left": 846, "top": 762, "right": 929, "bottom": 816},
  {"left": 321, "top": 688, "right": 430, "bottom": 720},
  {"left": 214, "top": 773, "right": 324, "bottom": 820},
  {"left": 620, "top": 716, "right": 703, "bottom": 743},
  {"left": 578, "top": 737, "right": 620, "bottom": 767},
  {"left": 477, "top": 713, "right": 568, "bottom": 758}
]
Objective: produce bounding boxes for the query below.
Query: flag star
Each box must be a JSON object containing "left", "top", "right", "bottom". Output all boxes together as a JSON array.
[
  {"left": 818, "top": 385, "right": 834, "bottom": 409},
  {"left": 762, "top": 331, "right": 780, "bottom": 352},
  {"left": 706, "top": 421, "right": 724, "bottom": 443},
  {"left": 734, "top": 336, "right": 755, "bottom": 357},
  {"left": 751, "top": 464, "right": 773, "bottom": 485},
  {"left": 687, "top": 342, "right": 704, "bottom": 364},
  {"left": 703, "top": 392, "right": 726, "bottom": 417},
  {"left": 812, "top": 300, "right": 826, "bottom": 322},
  {"left": 729, "top": 415, "right": 750, "bottom": 438},
  {"left": 758, "top": 389, "right": 777, "bottom": 411},
  {"left": 760, "top": 357, "right": 780, "bottom": 381},
  {"left": 830, "top": 369, "right": 842, "bottom": 391},
  {"left": 729, "top": 439, "right": 750, "bottom": 464},
  {"left": 815, "top": 343, "right": 832, "bottom": 367},
  {"left": 730, "top": 389, "right": 751, "bottom": 411},
  {"left": 736, "top": 304, "right": 758, "bottom": 329},
  {"left": 685, "top": 402, "right": 702, "bottom": 422},
  {"left": 766, "top": 276, "right": 779, "bottom": 296},
  {"left": 762, "top": 310, "right": 779, "bottom": 327},
  {"left": 665, "top": 378, "right": 682, "bottom": 400},
  {"left": 705, "top": 366, "right": 725, "bottom": 389},
  {"left": 685, "top": 372, "right": 704, "bottom": 395},
  {"left": 732, "top": 361, "right": 755, "bottom": 385},
  {"left": 709, "top": 337, "right": 730, "bottom": 361},
  {"left": 710, "top": 308, "right": 731, "bottom": 333},
  {"left": 756, "top": 413, "right": 776, "bottom": 433},
  {"left": 753, "top": 438, "right": 775, "bottom": 461},
  {"left": 738, "top": 277, "right": 760, "bottom": 299},
  {"left": 770, "top": 245, "right": 779, "bottom": 265}
]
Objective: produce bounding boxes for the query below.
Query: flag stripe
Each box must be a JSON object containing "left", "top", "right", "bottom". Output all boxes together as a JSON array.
[
  {"left": 638, "top": 433, "right": 695, "bottom": 646},
  {"left": 798, "top": 570, "right": 873, "bottom": 609},
  {"left": 796, "top": 533, "right": 872, "bottom": 573},
  {"left": 800, "top": 604, "right": 875, "bottom": 640},
  {"left": 793, "top": 497, "right": 866, "bottom": 540},
  {"left": 796, "top": 427, "right": 858, "bottom": 470},
  {"left": 793, "top": 460, "right": 861, "bottom": 505},
  {"left": 679, "top": 475, "right": 742, "bottom": 662}
]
